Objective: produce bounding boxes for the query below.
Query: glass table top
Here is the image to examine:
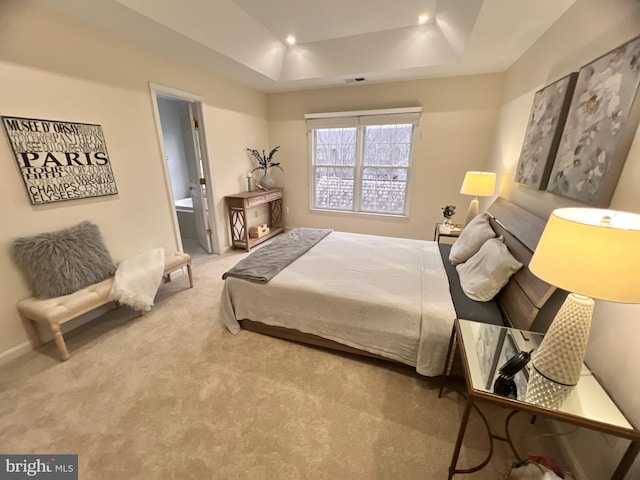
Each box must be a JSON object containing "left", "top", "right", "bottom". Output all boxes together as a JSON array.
[{"left": 458, "top": 319, "right": 635, "bottom": 433}]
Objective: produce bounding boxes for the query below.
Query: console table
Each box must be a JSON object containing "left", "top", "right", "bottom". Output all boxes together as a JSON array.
[
  {"left": 440, "top": 318, "right": 639, "bottom": 479},
  {"left": 225, "top": 188, "right": 284, "bottom": 251}
]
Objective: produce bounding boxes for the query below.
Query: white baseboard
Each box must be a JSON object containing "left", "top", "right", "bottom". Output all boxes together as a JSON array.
[
  {"left": 0, "top": 304, "right": 114, "bottom": 365},
  {"left": 0, "top": 341, "right": 33, "bottom": 365}
]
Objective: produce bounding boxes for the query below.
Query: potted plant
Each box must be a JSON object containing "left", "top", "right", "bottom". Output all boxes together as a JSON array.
[
  {"left": 246, "top": 146, "right": 283, "bottom": 190},
  {"left": 442, "top": 204, "right": 456, "bottom": 227}
]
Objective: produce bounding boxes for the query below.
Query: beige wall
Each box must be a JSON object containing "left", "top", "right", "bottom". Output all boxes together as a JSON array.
[
  {"left": 0, "top": 1, "right": 268, "bottom": 354},
  {"left": 2, "top": 0, "right": 639, "bottom": 477},
  {"left": 267, "top": 74, "right": 504, "bottom": 239},
  {"left": 489, "top": 0, "right": 640, "bottom": 478}
]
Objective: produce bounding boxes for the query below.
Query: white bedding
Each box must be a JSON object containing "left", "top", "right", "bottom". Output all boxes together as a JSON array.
[{"left": 220, "top": 231, "right": 456, "bottom": 376}]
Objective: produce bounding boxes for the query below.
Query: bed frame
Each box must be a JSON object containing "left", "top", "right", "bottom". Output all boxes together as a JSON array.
[
  {"left": 238, "top": 197, "right": 554, "bottom": 363},
  {"left": 486, "top": 197, "right": 555, "bottom": 330}
]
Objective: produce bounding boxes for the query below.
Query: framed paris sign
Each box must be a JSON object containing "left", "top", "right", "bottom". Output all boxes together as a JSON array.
[
  {"left": 1, "top": 116, "right": 118, "bottom": 205},
  {"left": 546, "top": 35, "right": 640, "bottom": 207}
]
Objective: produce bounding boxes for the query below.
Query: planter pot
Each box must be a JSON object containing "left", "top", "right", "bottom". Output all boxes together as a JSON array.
[{"left": 259, "top": 172, "right": 276, "bottom": 189}]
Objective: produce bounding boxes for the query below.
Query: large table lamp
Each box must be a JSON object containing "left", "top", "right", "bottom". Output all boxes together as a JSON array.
[
  {"left": 460, "top": 171, "right": 496, "bottom": 225},
  {"left": 527, "top": 208, "right": 640, "bottom": 406}
]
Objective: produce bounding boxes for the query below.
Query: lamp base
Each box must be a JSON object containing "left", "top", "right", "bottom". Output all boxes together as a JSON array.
[
  {"left": 525, "top": 367, "right": 575, "bottom": 409},
  {"left": 463, "top": 198, "right": 479, "bottom": 226},
  {"left": 531, "top": 293, "right": 594, "bottom": 387}
]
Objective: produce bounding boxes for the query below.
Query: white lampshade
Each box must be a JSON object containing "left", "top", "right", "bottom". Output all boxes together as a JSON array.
[
  {"left": 529, "top": 208, "right": 640, "bottom": 303},
  {"left": 460, "top": 171, "right": 496, "bottom": 197},
  {"left": 527, "top": 207, "right": 640, "bottom": 398},
  {"left": 460, "top": 171, "right": 496, "bottom": 225}
]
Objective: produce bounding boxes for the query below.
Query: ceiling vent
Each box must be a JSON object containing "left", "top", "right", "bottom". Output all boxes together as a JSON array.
[{"left": 344, "top": 77, "right": 366, "bottom": 83}]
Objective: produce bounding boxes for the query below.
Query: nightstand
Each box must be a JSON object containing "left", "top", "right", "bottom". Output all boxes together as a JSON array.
[
  {"left": 434, "top": 222, "right": 463, "bottom": 243},
  {"left": 439, "top": 318, "right": 639, "bottom": 480}
]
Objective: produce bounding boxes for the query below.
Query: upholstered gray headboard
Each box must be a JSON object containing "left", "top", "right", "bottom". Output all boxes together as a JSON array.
[{"left": 440, "top": 197, "right": 561, "bottom": 331}]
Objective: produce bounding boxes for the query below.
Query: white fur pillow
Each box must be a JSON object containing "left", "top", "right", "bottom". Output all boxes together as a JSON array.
[
  {"left": 448, "top": 213, "right": 496, "bottom": 265},
  {"left": 456, "top": 237, "right": 523, "bottom": 302}
]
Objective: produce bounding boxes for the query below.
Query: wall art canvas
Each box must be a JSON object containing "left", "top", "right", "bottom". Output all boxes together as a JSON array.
[
  {"left": 1, "top": 116, "right": 118, "bottom": 205},
  {"left": 514, "top": 73, "right": 577, "bottom": 189},
  {"left": 546, "top": 35, "right": 640, "bottom": 206}
]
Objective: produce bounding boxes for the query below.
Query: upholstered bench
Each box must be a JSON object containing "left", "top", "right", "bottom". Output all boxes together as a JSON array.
[{"left": 17, "top": 251, "right": 192, "bottom": 361}]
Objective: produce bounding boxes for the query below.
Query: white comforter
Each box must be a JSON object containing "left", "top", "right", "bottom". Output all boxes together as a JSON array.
[{"left": 220, "top": 232, "right": 456, "bottom": 376}]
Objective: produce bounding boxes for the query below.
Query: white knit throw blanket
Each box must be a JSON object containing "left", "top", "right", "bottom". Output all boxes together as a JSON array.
[{"left": 109, "top": 248, "right": 165, "bottom": 312}]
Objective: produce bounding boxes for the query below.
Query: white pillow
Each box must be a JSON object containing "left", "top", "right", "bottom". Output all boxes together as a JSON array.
[
  {"left": 448, "top": 213, "right": 496, "bottom": 265},
  {"left": 456, "top": 237, "right": 523, "bottom": 302}
]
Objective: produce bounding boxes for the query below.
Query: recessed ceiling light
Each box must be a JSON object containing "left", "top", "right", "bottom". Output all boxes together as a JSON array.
[
  {"left": 286, "top": 35, "right": 296, "bottom": 45},
  {"left": 418, "top": 14, "right": 429, "bottom": 24}
]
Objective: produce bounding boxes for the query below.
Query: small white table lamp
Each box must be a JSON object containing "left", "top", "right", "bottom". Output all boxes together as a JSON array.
[
  {"left": 526, "top": 208, "right": 640, "bottom": 407},
  {"left": 460, "top": 171, "right": 496, "bottom": 225}
]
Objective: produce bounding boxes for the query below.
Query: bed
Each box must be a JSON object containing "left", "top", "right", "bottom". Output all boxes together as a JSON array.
[{"left": 220, "top": 197, "right": 557, "bottom": 376}]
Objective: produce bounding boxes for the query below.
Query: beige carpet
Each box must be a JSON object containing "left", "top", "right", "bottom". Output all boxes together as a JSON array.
[{"left": 0, "top": 250, "right": 564, "bottom": 479}]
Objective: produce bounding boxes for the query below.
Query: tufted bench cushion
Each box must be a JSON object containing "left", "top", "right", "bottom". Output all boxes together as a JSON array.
[
  {"left": 18, "top": 251, "right": 192, "bottom": 361},
  {"left": 164, "top": 251, "right": 193, "bottom": 278},
  {"left": 18, "top": 278, "right": 114, "bottom": 326}
]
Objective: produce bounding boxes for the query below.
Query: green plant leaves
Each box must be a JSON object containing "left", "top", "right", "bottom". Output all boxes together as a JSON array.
[{"left": 246, "top": 146, "right": 284, "bottom": 172}]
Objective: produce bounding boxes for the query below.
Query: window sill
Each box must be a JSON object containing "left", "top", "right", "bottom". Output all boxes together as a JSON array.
[{"left": 309, "top": 207, "right": 409, "bottom": 221}]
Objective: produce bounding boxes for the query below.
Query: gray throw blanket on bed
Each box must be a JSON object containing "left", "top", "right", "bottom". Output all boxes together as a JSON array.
[{"left": 222, "top": 228, "right": 332, "bottom": 283}]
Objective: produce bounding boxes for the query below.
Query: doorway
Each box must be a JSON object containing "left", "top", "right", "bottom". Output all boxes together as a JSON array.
[{"left": 151, "top": 85, "right": 218, "bottom": 264}]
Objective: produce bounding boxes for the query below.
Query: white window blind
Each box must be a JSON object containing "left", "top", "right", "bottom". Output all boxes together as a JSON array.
[{"left": 305, "top": 107, "right": 420, "bottom": 216}]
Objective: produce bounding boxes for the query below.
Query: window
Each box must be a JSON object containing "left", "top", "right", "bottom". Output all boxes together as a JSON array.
[{"left": 306, "top": 108, "right": 420, "bottom": 216}]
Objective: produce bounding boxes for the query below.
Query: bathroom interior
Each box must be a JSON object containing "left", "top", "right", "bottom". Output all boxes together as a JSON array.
[{"left": 156, "top": 95, "right": 215, "bottom": 265}]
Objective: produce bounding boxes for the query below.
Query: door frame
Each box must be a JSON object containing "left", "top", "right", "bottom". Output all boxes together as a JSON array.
[{"left": 148, "top": 82, "right": 220, "bottom": 255}]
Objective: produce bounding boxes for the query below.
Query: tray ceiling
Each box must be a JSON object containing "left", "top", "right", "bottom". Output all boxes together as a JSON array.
[{"left": 35, "top": 0, "right": 575, "bottom": 92}]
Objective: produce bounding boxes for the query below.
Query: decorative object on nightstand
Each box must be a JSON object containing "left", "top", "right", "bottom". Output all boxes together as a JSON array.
[
  {"left": 460, "top": 171, "right": 496, "bottom": 226},
  {"left": 493, "top": 349, "right": 532, "bottom": 399},
  {"left": 246, "top": 172, "right": 252, "bottom": 192},
  {"left": 526, "top": 208, "right": 640, "bottom": 408},
  {"left": 246, "top": 146, "right": 283, "bottom": 190},
  {"left": 434, "top": 223, "right": 462, "bottom": 242},
  {"left": 441, "top": 204, "right": 456, "bottom": 227}
]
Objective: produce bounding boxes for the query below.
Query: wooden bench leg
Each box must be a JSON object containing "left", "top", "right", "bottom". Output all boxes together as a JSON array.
[
  {"left": 51, "top": 323, "right": 70, "bottom": 361},
  {"left": 164, "top": 263, "right": 193, "bottom": 288},
  {"left": 187, "top": 262, "right": 193, "bottom": 288}
]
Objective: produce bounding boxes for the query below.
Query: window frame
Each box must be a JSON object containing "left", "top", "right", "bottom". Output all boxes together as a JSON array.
[{"left": 306, "top": 107, "right": 421, "bottom": 218}]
